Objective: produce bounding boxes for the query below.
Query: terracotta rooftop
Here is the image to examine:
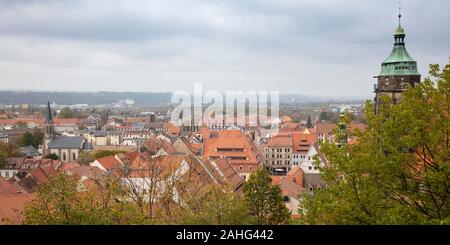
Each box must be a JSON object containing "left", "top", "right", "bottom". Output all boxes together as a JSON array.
[
  {"left": 57, "top": 162, "right": 81, "bottom": 173},
  {"left": 203, "top": 130, "right": 259, "bottom": 165},
  {"left": 292, "top": 132, "right": 317, "bottom": 154},
  {"left": 209, "top": 158, "right": 245, "bottom": 190},
  {"left": 267, "top": 134, "right": 293, "bottom": 147},
  {"left": 95, "top": 155, "right": 121, "bottom": 171}
]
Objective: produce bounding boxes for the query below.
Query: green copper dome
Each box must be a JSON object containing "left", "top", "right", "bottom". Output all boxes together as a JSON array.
[{"left": 379, "top": 20, "right": 419, "bottom": 76}]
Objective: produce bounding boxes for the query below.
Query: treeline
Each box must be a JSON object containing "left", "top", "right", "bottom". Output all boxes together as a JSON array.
[
  {"left": 0, "top": 91, "right": 364, "bottom": 106},
  {"left": 0, "top": 91, "right": 173, "bottom": 106},
  {"left": 21, "top": 169, "right": 292, "bottom": 225}
]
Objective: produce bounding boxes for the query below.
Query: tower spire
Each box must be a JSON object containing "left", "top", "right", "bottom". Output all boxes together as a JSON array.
[
  {"left": 46, "top": 100, "right": 53, "bottom": 123},
  {"left": 398, "top": 0, "right": 402, "bottom": 26}
]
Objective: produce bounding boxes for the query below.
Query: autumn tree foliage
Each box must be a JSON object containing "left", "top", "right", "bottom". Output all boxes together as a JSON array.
[{"left": 301, "top": 62, "right": 450, "bottom": 224}]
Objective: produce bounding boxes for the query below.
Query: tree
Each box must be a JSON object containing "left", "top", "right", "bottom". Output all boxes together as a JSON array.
[
  {"left": 44, "top": 153, "right": 59, "bottom": 160},
  {"left": 243, "top": 169, "right": 291, "bottom": 224},
  {"left": 58, "top": 107, "right": 74, "bottom": 118},
  {"left": 20, "top": 130, "right": 44, "bottom": 148},
  {"left": 23, "top": 174, "right": 146, "bottom": 225},
  {"left": 0, "top": 151, "right": 7, "bottom": 168},
  {"left": 0, "top": 143, "right": 20, "bottom": 159},
  {"left": 93, "top": 150, "right": 127, "bottom": 159},
  {"left": 319, "top": 111, "right": 339, "bottom": 123},
  {"left": 301, "top": 62, "right": 450, "bottom": 224},
  {"left": 176, "top": 185, "right": 250, "bottom": 225},
  {"left": 306, "top": 115, "right": 313, "bottom": 128}
]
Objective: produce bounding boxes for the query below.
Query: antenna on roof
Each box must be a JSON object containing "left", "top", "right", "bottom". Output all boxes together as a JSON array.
[{"left": 398, "top": 0, "right": 402, "bottom": 25}]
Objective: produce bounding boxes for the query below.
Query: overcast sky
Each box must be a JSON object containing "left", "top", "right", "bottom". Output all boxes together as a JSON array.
[{"left": 0, "top": 0, "right": 448, "bottom": 99}]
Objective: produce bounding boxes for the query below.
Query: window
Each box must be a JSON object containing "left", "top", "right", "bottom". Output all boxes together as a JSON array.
[
  {"left": 249, "top": 166, "right": 253, "bottom": 171},
  {"left": 5, "top": 172, "right": 9, "bottom": 177},
  {"left": 63, "top": 152, "right": 67, "bottom": 161},
  {"left": 72, "top": 152, "right": 76, "bottom": 160},
  {"left": 239, "top": 165, "right": 243, "bottom": 171},
  {"left": 309, "top": 166, "right": 312, "bottom": 170}
]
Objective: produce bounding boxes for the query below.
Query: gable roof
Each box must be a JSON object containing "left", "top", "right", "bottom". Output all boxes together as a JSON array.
[
  {"left": 267, "top": 134, "right": 293, "bottom": 147},
  {"left": 292, "top": 132, "right": 316, "bottom": 154},
  {"left": 95, "top": 155, "right": 121, "bottom": 171},
  {"left": 0, "top": 193, "right": 35, "bottom": 224},
  {"left": 203, "top": 130, "right": 259, "bottom": 164},
  {"left": 0, "top": 176, "right": 18, "bottom": 195},
  {"left": 56, "top": 162, "right": 81, "bottom": 173},
  {"left": 66, "top": 165, "right": 105, "bottom": 180},
  {"left": 30, "top": 166, "right": 58, "bottom": 185},
  {"left": 47, "top": 136, "right": 84, "bottom": 149},
  {"left": 179, "top": 137, "right": 201, "bottom": 155},
  {"left": 277, "top": 166, "right": 305, "bottom": 199},
  {"left": 141, "top": 137, "right": 177, "bottom": 155},
  {"left": 208, "top": 158, "right": 245, "bottom": 191}
]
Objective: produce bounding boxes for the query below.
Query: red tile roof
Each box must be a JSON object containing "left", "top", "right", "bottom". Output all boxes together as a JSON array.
[
  {"left": 95, "top": 155, "right": 121, "bottom": 171},
  {"left": 0, "top": 176, "right": 18, "bottom": 195},
  {"left": 57, "top": 162, "right": 80, "bottom": 173},
  {"left": 277, "top": 166, "right": 305, "bottom": 198},
  {"left": 267, "top": 134, "right": 293, "bottom": 147},
  {"left": 0, "top": 193, "right": 35, "bottom": 224},
  {"left": 142, "top": 137, "right": 178, "bottom": 155},
  {"left": 30, "top": 166, "right": 57, "bottom": 185},
  {"left": 203, "top": 130, "right": 260, "bottom": 172},
  {"left": 292, "top": 132, "right": 316, "bottom": 154},
  {"left": 209, "top": 158, "right": 245, "bottom": 191},
  {"left": 67, "top": 165, "right": 105, "bottom": 179}
]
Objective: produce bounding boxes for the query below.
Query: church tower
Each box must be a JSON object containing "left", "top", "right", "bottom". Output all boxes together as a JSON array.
[
  {"left": 43, "top": 101, "right": 55, "bottom": 155},
  {"left": 374, "top": 6, "right": 421, "bottom": 111}
]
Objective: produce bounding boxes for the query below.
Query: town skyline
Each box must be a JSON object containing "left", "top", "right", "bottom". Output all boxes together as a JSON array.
[{"left": 0, "top": 0, "right": 448, "bottom": 97}]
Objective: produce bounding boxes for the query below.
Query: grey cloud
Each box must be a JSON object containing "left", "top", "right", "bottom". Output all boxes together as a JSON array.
[{"left": 0, "top": 0, "right": 448, "bottom": 98}]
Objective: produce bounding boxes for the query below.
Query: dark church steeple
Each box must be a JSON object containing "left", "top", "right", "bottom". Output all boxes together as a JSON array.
[
  {"left": 45, "top": 101, "right": 53, "bottom": 123},
  {"left": 43, "top": 101, "right": 55, "bottom": 154},
  {"left": 373, "top": 4, "right": 421, "bottom": 111}
]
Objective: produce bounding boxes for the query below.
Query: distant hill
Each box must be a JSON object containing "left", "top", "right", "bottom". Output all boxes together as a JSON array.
[
  {"left": 0, "top": 91, "right": 365, "bottom": 106},
  {"left": 0, "top": 91, "right": 173, "bottom": 106}
]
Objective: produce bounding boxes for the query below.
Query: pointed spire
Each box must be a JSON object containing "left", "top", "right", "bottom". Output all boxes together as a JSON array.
[
  {"left": 46, "top": 101, "right": 53, "bottom": 123},
  {"left": 395, "top": 1, "right": 405, "bottom": 36}
]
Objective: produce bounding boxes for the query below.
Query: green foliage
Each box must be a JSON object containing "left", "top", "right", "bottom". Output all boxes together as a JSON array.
[
  {"left": 301, "top": 62, "right": 450, "bottom": 224},
  {"left": 0, "top": 143, "right": 20, "bottom": 160},
  {"left": 23, "top": 174, "right": 146, "bottom": 225},
  {"left": 319, "top": 111, "right": 339, "bottom": 123},
  {"left": 306, "top": 115, "right": 313, "bottom": 128},
  {"left": 44, "top": 153, "right": 59, "bottom": 160},
  {"left": 243, "top": 169, "right": 291, "bottom": 224},
  {"left": 20, "top": 130, "right": 44, "bottom": 148},
  {"left": 0, "top": 151, "right": 7, "bottom": 168},
  {"left": 176, "top": 185, "right": 250, "bottom": 225},
  {"left": 58, "top": 107, "right": 74, "bottom": 118},
  {"left": 93, "top": 150, "right": 127, "bottom": 159}
]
